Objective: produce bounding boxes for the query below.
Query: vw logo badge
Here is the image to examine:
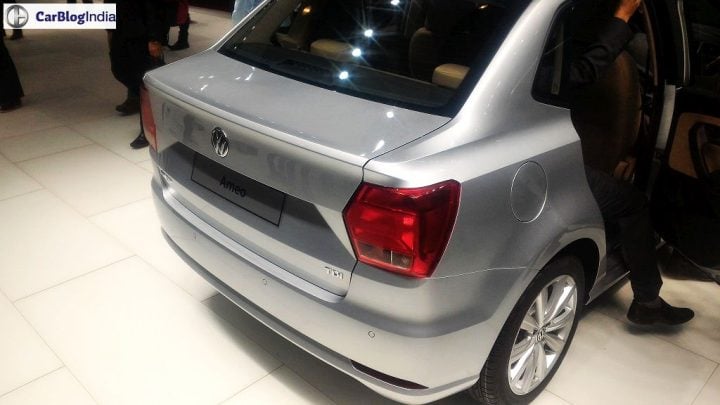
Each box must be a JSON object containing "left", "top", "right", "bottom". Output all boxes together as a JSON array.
[
  {"left": 211, "top": 127, "right": 229, "bottom": 158},
  {"left": 6, "top": 5, "right": 29, "bottom": 29}
]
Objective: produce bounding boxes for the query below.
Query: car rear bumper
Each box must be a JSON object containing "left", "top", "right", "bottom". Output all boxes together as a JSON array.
[{"left": 152, "top": 173, "right": 527, "bottom": 404}]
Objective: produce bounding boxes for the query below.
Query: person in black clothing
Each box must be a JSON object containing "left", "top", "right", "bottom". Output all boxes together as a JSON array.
[
  {"left": 2, "top": 0, "right": 23, "bottom": 39},
  {"left": 162, "top": 0, "right": 190, "bottom": 51},
  {"left": 0, "top": 1, "right": 24, "bottom": 111},
  {"left": 570, "top": 0, "right": 694, "bottom": 325},
  {"left": 106, "top": 0, "right": 165, "bottom": 148}
]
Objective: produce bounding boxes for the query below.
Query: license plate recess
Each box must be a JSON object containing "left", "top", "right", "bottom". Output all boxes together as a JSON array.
[{"left": 191, "top": 153, "right": 285, "bottom": 225}]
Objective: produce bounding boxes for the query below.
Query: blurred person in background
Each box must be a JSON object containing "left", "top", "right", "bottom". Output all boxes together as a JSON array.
[
  {"left": 2, "top": 0, "right": 23, "bottom": 39},
  {"left": 105, "top": 0, "right": 165, "bottom": 148},
  {"left": 163, "top": 0, "right": 190, "bottom": 51},
  {"left": 232, "top": 0, "right": 263, "bottom": 25},
  {"left": 0, "top": 1, "right": 23, "bottom": 111}
]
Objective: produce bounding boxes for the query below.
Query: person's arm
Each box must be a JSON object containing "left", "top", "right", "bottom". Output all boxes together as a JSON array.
[
  {"left": 568, "top": 0, "right": 641, "bottom": 87},
  {"left": 144, "top": 0, "right": 165, "bottom": 60},
  {"left": 614, "top": 0, "right": 642, "bottom": 24}
]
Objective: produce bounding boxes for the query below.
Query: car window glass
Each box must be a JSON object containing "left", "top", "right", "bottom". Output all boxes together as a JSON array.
[
  {"left": 218, "top": 0, "right": 530, "bottom": 116},
  {"left": 684, "top": 0, "right": 720, "bottom": 93},
  {"left": 532, "top": 1, "right": 594, "bottom": 108},
  {"left": 532, "top": 0, "right": 653, "bottom": 108},
  {"left": 532, "top": 5, "right": 572, "bottom": 107}
]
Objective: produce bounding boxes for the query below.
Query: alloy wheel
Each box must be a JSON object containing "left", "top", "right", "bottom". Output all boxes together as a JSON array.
[{"left": 507, "top": 274, "right": 578, "bottom": 395}]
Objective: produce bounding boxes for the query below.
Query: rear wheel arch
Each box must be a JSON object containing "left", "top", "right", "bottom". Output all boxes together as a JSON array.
[
  {"left": 552, "top": 239, "right": 600, "bottom": 299},
  {"left": 469, "top": 255, "right": 586, "bottom": 404}
]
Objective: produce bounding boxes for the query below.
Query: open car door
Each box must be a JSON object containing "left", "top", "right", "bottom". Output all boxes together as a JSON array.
[{"left": 652, "top": 0, "right": 720, "bottom": 280}]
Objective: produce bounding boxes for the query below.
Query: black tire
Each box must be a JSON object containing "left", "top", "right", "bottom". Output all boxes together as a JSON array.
[{"left": 468, "top": 256, "right": 585, "bottom": 404}]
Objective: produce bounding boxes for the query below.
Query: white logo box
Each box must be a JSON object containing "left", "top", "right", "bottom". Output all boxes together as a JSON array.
[{"left": 4, "top": 3, "right": 117, "bottom": 30}]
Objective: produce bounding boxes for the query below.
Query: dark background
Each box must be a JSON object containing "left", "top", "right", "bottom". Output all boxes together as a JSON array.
[{"left": 189, "top": 0, "right": 233, "bottom": 11}]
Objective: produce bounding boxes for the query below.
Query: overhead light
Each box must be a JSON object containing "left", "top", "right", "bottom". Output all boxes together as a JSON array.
[
  {"left": 352, "top": 48, "right": 362, "bottom": 57},
  {"left": 302, "top": 5, "right": 312, "bottom": 15},
  {"left": 363, "top": 29, "right": 374, "bottom": 38},
  {"left": 339, "top": 71, "right": 350, "bottom": 80}
]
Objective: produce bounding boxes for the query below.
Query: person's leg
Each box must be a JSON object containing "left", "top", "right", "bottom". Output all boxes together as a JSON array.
[
  {"left": 161, "top": 27, "right": 170, "bottom": 47},
  {"left": 110, "top": 36, "right": 144, "bottom": 115},
  {"left": 130, "top": 108, "right": 149, "bottom": 149},
  {"left": 126, "top": 39, "right": 158, "bottom": 149},
  {"left": 584, "top": 166, "right": 662, "bottom": 300},
  {"left": 0, "top": 35, "right": 24, "bottom": 111},
  {"left": 110, "top": 36, "right": 133, "bottom": 113},
  {"left": 169, "top": 22, "right": 189, "bottom": 50},
  {"left": 584, "top": 166, "right": 693, "bottom": 325},
  {"left": 170, "top": 3, "right": 190, "bottom": 51}
]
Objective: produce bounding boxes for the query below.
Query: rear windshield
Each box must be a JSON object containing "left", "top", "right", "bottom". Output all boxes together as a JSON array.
[{"left": 219, "top": 0, "right": 529, "bottom": 116}]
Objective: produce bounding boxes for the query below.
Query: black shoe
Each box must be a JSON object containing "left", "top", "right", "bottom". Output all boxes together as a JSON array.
[
  {"left": 115, "top": 97, "right": 140, "bottom": 115},
  {"left": 627, "top": 298, "right": 694, "bottom": 326},
  {"left": 130, "top": 132, "right": 149, "bottom": 149},
  {"left": 9, "top": 30, "right": 23, "bottom": 40},
  {"left": 169, "top": 41, "right": 189, "bottom": 51},
  {"left": 0, "top": 98, "right": 22, "bottom": 113}
]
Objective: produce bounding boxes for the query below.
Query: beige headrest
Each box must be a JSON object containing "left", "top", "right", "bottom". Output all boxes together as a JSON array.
[
  {"left": 432, "top": 64, "right": 470, "bottom": 89},
  {"left": 310, "top": 39, "right": 353, "bottom": 63}
]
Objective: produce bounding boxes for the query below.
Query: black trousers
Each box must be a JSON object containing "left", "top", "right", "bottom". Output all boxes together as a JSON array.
[
  {"left": 110, "top": 35, "right": 152, "bottom": 98},
  {"left": 0, "top": 36, "right": 24, "bottom": 104},
  {"left": 585, "top": 166, "right": 663, "bottom": 302},
  {"left": 109, "top": 34, "right": 163, "bottom": 136}
]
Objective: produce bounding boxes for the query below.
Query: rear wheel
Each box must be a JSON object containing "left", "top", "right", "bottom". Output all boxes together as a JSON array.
[{"left": 469, "top": 256, "right": 585, "bottom": 404}]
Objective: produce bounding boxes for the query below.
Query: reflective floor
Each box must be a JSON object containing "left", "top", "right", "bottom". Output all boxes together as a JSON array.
[{"left": 1, "top": 4, "right": 719, "bottom": 405}]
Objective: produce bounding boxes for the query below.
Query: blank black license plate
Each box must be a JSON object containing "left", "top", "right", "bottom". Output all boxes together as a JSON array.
[{"left": 191, "top": 154, "right": 285, "bottom": 225}]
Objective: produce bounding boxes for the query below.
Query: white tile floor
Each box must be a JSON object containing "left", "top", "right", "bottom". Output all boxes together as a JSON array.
[{"left": 1, "top": 4, "right": 719, "bottom": 405}]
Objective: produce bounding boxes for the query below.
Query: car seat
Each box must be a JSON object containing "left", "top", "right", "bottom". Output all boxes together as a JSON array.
[
  {"left": 408, "top": 0, "right": 477, "bottom": 82},
  {"left": 276, "top": 0, "right": 328, "bottom": 50}
]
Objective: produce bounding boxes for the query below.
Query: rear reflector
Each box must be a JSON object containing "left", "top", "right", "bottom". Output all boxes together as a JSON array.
[
  {"left": 343, "top": 180, "right": 460, "bottom": 278},
  {"left": 351, "top": 361, "right": 428, "bottom": 389},
  {"left": 140, "top": 85, "right": 158, "bottom": 151}
]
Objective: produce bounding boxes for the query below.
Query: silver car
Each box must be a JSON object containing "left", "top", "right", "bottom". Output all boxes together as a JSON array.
[{"left": 143, "top": 0, "right": 720, "bottom": 403}]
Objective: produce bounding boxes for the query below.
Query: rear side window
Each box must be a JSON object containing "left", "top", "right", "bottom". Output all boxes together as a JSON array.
[
  {"left": 532, "top": 0, "right": 654, "bottom": 107},
  {"left": 684, "top": 0, "right": 720, "bottom": 93},
  {"left": 219, "top": 0, "right": 529, "bottom": 116},
  {"left": 532, "top": 5, "right": 573, "bottom": 108}
]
